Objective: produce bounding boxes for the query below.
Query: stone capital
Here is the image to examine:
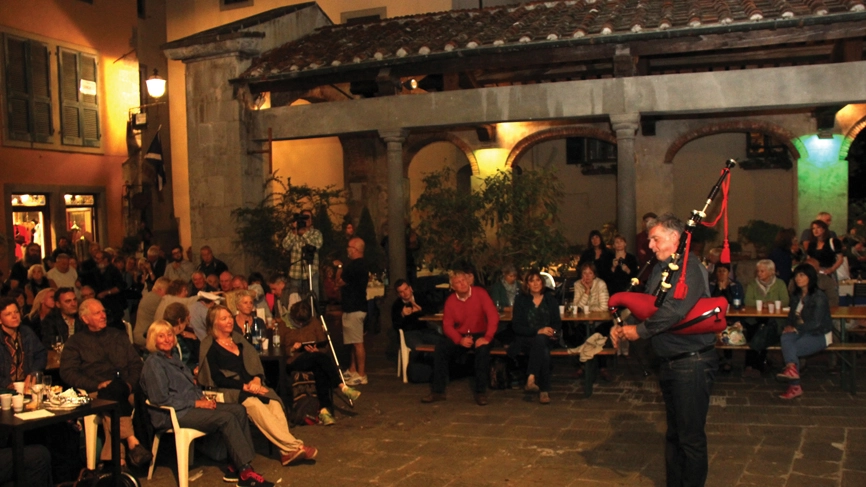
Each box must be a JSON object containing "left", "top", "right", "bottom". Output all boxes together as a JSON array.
[
  {"left": 379, "top": 128, "right": 409, "bottom": 145},
  {"left": 610, "top": 113, "right": 640, "bottom": 139}
]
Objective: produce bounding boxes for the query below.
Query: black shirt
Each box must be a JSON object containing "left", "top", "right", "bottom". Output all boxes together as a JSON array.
[
  {"left": 341, "top": 257, "right": 368, "bottom": 313},
  {"left": 391, "top": 293, "right": 432, "bottom": 332}
]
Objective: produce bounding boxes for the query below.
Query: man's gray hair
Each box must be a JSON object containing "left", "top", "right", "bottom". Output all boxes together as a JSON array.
[
  {"left": 756, "top": 259, "right": 776, "bottom": 274},
  {"left": 647, "top": 213, "right": 685, "bottom": 235}
]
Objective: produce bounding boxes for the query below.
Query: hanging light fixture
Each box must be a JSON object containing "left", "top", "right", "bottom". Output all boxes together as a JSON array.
[{"left": 145, "top": 69, "right": 166, "bottom": 99}]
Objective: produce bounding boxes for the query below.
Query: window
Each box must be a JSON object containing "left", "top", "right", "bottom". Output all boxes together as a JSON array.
[
  {"left": 221, "top": 0, "right": 253, "bottom": 10},
  {"left": 741, "top": 133, "right": 792, "bottom": 170},
  {"left": 341, "top": 7, "right": 386, "bottom": 24},
  {"left": 58, "top": 48, "right": 100, "bottom": 147},
  {"left": 4, "top": 35, "right": 53, "bottom": 143},
  {"left": 566, "top": 137, "right": 617, "bottom": 165}
]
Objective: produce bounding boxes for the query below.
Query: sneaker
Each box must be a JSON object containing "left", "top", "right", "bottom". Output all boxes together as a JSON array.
[
  {"left": 779, "top": 385, "right": 803, "bottom": 400},
  {"left": 776, "top": 363, "right": 799, "bottom": 382},
  {"left": 343, "top": 370, "right": 357, "bottom": 380},
  {"left": 319, "top": 410, "right": 336, "bottom": 426},
  {"left": 346, "top": 374, "right": 368, "bottom": 386},
  {"left": 238, "top": 467, "right": 274, "bottom": 487},
  {"left": 341, "top": 386, "right": 361, "bottom": 402},
  {"left": 300, "top": 445, "right": 318, "bottom": 460},
  {"left": 539, "top": 392, "right": 550, "bottom": 404},
  {"left": 223, "top": 465, "right": 238, "bottom": 483},
  {"left": 280, "top": 449, "right": 305, "bottom": 466}
]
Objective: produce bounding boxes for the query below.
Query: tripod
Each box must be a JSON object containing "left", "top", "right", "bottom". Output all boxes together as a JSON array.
[{"left": 303, "top": 260, "right": 354, "bottom": 408}]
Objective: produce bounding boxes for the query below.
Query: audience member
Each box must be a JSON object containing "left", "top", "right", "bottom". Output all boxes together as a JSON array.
[
  {"left": 777, "top": 264, "right": 833, "bottom": 399},
  {"left": 140, "top": 322, "right": 275, "bottom": 487},
  {"left": 281, "top": 301, "right": 361, "bottom": 425},
  {"left": 51, "top": 236, "right": 74, "bottom": 260},
  {"left": 800, "top": 212, "right": 836, "bottom": 252},
  {"left": 153, "top": 280, "right": 200, "bottom": 326},
  {"left": 635, "top": 212, "right": 657, "bottom": 267},
  {"left": 789, "top": 258, "right": 838, "bottom": 307},
  {"left": 219, "top": 271, "right": 234, "bottom": 293},
  {"left": 88, "top": 250, "right": 126, "bottom": 331},
  {"left": 580, "top": 230, "right": 613, "bottom": 284},
  {"left": 0, "top": 297, "right": 47, "bottom": 390},
  {"left": 205, "top": 273, "right": 220, "bottom": 291},
  {"left": 334, "top": 237, "right": 369, "bottom": 386},
  {"left": 266, "top": 275, "right": 300, "bottom": 324},
  {"left": 422, "top": 270, "right": 498, "bottom": 406},
  {"left": 607, "top": 235, "right": 639, "bottom": 294},
  {"left": 198, "top": 246, "right": 229, "bottom": 278},
  {"left": 145, "top": 245, "right": 167, "bottom": 280},
  {"left": 710, "top": 264, "right": 744, "bottom": 373},
  {"left": 23, "top": 288, "right": 54, "bottom": 339},
  {"left": 233, "top": 291, "right": 266, "bottom": 339},
  {"left": 391, "top": 279, "right": 439, "bottom": 350},
  {"left": 198, "top": 305, "right": 318, "bottom": 466},
  {"left": 78, "top": 242, "right": 101, "bottom": 277},
  {"left": 165, "top": 245, "right": 195, "bottom": 282},
  {"left": 134, "top": 277, "right": 171, "bottom": 347},
  {"left": 806, "top": 219, "right": 844, "bottom": 278},
  {"left": 189, "top": 293, "right": 221, "bottom": 341},
  {"left": 46, "top": 253, "right": 79, "bottom": 292},
  {"left": 281, "top": 209, "right": 323, "bottom": 296},
  {"left": 24, "top": 264, "right": 50, "bottom": 307},
  {"left": 40, "top": 288, "right": 83, "bottom": 348},
  {"left": 487, "top": 264, "right": 519, "bottom": 310},
  {"left": 9, "top": 243, "right": 42, "bottom": 290},
  {"left": 510, "top": 270, "right": 561, "bottom": 404},
  {"left": 80, "top": 285, "right": 96, "bottom": 302},
  {"left": 571, "top": 262, "right": 612, "bottom": 380},
  {"left": 59, "top": 299, "right": 150, "bottom": 467},
  {"left": 188, "top": 271, "right": 213, "bottom": 296},
  {"left": 741, "top": 260, "right": 790, "bottom": 377},
  {"left": 768, "top": 229, "right": 803, "bottom": 284},
  {"left": 162, "top": 302, "right": 198, "bottom": 370}
]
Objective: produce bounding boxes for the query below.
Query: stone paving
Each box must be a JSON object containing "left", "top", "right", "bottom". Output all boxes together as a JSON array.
[{"left": 138, "top": 335, "right": 866, "bottom": 487}]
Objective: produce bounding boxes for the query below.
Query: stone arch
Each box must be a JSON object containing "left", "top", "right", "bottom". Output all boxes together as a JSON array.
[
  {"left": 841, "top": 116, "right": 866, "bottom": 161},
  {"left": 403, "top": 133, "right": 478, "bottom": 176},
  {"left": 663, "top": 121, "right": 800, "bottom": 164},
  {"left": 505, "top": 126, "right": 616, "bottom": 168}
]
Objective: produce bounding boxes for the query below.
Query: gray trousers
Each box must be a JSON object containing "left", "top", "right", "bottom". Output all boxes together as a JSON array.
[{"left": 177, "top": 403, "right": 256, "bottom": 468}]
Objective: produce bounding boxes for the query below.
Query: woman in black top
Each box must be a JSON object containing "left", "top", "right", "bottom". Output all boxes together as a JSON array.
[
  {"left": 806, "top": 220, "right": 843, "bottom": 278},
  {"left": 197, "top": 305, "right": 316, "bottom": 466},
  {"left": 580, "top": 230, "right": 613, "bottom": 284},
  {"left": 509, "top": 271, "right": 561, "bottom": 404},
  {"left": 606, "top": 235, "right": 639, "bottom": 294}
]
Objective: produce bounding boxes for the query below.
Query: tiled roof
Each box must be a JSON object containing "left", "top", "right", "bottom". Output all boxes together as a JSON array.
[{"left": 240, "top": 0, "right": 866, "bottom": 81}]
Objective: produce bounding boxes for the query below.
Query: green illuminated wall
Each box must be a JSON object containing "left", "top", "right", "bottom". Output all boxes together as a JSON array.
[{"left": 795, "top": 134, "right": 849, "bottom": 235}]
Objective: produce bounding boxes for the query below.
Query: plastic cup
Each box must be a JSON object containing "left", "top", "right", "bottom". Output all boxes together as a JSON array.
[
  {"left": 559, "top": 305, "right": 565, "bottom": 316},
  {"left": 755, "top": 300, "right": 763, "bottom": 312},
  {"left": 261, "top": 338, "right": 270, "bottom": 351},
  {"left": 768, "top": 303, "right": 776, "bottom": 314},
  {"left": 582, "top": 305, "right": 590, "bottom": 315},
  {"left": 0, "top": 393, "right": 11, "bottom": 410},
  {"left": 12, "top": 395, "right": 23, "bottom": 412},
  {"left": 12, "top": 382, "right": 24, "bottom": 395},
  {"left": 775, "top": 300, "right": 782, "bottom": 312}
]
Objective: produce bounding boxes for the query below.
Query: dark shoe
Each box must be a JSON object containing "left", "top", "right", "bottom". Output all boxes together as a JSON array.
[
  {"left": 421, "top": 393, "right": 446, "bottom": 403},
  {"left": 223, "top": 465, "right": 238, "bottom": 483},
  {"left": 127, "top": 444, "right": 153, "bottom": 468},
  {"left": 238, "top": 467, "right": 274, "bottom": 487},
  {"left": 599, "top": 368, "right": 612, "bottom": 382},
  {"left": 474, "top": 393, "right": 488, "bottom": 406}
]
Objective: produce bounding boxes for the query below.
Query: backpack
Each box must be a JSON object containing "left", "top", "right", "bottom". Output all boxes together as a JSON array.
[{"left": 288, "top": 371, "right": 320, "bottom": 426}]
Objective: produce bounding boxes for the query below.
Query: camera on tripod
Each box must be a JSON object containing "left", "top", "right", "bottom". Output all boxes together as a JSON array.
[{"left": 301, "top": 244, "right": 317, "bottom": 264}]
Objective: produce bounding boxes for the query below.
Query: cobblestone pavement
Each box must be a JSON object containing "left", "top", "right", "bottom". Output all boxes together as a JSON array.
[{"left": 138, "top": 335, "right": 866, "bottom": 487}]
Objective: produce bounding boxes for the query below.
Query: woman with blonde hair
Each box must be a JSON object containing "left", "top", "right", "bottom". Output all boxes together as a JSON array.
[
  {"left": 25, "top": 264, "right": 51, "bottom": 307},
  {"left": 198, "top": 305, "right": 317, "bottom": 466},
  {"left": 23, "top": 288, "right": 55, "bottom": 337}
]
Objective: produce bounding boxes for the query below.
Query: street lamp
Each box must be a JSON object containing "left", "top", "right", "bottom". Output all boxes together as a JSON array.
[
  {"left": 130, "top": 69, "right": 167, "bottom": 129},
  {"left": 145, "top": 69, "right": 166, "bottom": 99}
]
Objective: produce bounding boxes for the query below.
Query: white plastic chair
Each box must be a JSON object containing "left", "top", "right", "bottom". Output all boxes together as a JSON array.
[
  {"left": 82, "top": 413, "right": 101, "bottom": 470},
  {"left": 123, "top": 320, "right": 134, "bottom": 344},
  {"left": 146, "top": 400, "right": 207, "bottom": 487},
  {"left": 397, "top": 329, "right": 411, "bottom": 383}
]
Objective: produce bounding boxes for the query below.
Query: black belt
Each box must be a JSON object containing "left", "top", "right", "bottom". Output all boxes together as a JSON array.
[{"left": 662, "top": 344, "right": 715, "bottom": 363}]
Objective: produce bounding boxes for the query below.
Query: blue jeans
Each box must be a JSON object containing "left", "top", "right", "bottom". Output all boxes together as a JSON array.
[
  {"left": 780, "top": 331, "right": 827, "bottom": 386},
  {"left": 659, "top": 348, "right": 717, "bottom": 487}
]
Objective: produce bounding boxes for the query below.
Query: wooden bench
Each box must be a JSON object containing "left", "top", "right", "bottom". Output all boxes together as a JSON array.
[
  {"left": 412, "top": 344, "right": 616, "bottom": 398},
  {"left": 715, "top": 342, "right": 866, "bottom": 393}
]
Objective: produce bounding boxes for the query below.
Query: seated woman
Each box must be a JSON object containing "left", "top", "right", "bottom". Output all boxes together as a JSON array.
[
  {"left": 571, "top": 262, "right": 612, "bottom": 380},
  {"left": 141, "top": 321, "right": 275, "bottom": 487},
  {"left": 777, "top": 264, "right": 833, "bottom": 399},
  {"left": 229, "top": 290, "right": 267, "bottom": 339},
  {"left": 806, "top": 219, "right": 844, "bottom": 279},
  {"left": 509, "top": 270, "right": 561, "bottom": 404},
  {"left": 488, "top": 265, "right": 520, "bottom": 310},
  {"left": 280, "top": 301, "right": 360, "bottom": 425},
  {"left": 710, "top": 264, "right": 744, "bottom": 373},
  {"left": 0, "top": 297, "right": 47, "bottom": 390},
  {"left": 197, "top": 305, "right": 317, "bottom": 466},
  {"left": 25, "top": 264, "right": 51, "bottom": 309},
  {"left": 22, "top": 288, "right": 54, "bottom": 340},
  {"left": 742, "top": 260, "right": 790, "bottom": 376}
]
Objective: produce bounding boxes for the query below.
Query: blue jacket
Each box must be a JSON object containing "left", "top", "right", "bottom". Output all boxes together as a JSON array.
[
  {"left": 0, "top": 325, "right": 47, "bottom": 389},
  {"left": 788, "top": 289, "right": 833, "bottom": 336},
  {"left": 141, "top": 351, "right": 203, "bottom": 430}
]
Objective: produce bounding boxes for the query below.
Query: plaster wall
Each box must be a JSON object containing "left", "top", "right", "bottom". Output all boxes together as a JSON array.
[
  {"left": 0, "top": 1, "right": 142, "bottom": 271},
  {"left": 408, "top": 142, "right": 467, "bottom": 217}
]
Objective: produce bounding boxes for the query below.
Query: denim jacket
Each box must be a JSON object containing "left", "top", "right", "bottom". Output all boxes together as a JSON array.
[{"left": 141, "top": 351, "right": 203, "bottom": 430}]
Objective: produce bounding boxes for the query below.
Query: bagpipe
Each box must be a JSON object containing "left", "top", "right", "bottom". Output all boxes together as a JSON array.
[{"left": 608, "top": 159, "right": 736, "bottom": 335}]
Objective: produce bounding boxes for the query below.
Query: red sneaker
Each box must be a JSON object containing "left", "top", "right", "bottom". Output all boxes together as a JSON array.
[
  {"left": 301, "top": 445, "right": 318, "bottom": 460},
  {"left": 775, "top": 363, "right": 799, "bottom": 381},
  {"left": 779, "top": 385, "right": 803, "bottom": 400}
]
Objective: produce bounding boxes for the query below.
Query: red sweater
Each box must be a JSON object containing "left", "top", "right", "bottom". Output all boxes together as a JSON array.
[{"left": 442, "top": 286, "right": 499, "bottom": 345}]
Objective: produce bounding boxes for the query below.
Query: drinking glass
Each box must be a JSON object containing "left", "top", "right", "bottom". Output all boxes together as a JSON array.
[
  {"left": 31, "top": 371, "right": 44, "bottom": 408},
  {"left": 43, "top": 375, "right": 52, "bottom": 402}
]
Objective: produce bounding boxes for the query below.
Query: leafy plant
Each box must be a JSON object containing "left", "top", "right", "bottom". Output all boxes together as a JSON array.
[
  {"left": 738, "top": 219, "right": 786, "bottom": 257},
  {"left": 232, "top": 175, "right": 346, "bottom": 271}
]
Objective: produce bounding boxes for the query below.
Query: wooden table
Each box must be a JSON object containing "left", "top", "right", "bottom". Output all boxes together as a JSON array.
[{"left": 0, "top": 398, "right": 121, "bottom": 487}]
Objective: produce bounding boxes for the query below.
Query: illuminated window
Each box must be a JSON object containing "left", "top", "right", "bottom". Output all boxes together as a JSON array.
[
  {"left": 3, "top": 35, "right": 53, "bottom": 143},
  {"left": 58, "top": 48, "right": 100, "bottom": 147}
]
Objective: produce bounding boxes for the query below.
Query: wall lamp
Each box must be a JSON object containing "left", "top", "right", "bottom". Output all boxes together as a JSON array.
[{"left": 130, "top": 69, "right": 167, "bottom": 129}]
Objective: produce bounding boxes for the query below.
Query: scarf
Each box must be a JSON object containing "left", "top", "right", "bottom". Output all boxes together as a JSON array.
[{"left": 755, "top": 276, "right": 776, "bottom": 297}]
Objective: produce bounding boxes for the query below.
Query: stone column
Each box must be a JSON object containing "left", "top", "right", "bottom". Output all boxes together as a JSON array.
[
  {"left": 611, "top": 113, "right": 640, "bottom": 252},
  {"left": 380, "top": 129, "right": 408, "bottom": 283}
]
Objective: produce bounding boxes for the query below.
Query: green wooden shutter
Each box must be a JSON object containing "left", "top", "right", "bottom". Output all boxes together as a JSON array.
[
  {"left": 59, "top": 47, "right": 82, "bottom": 145},
  {"left": 79, "top": 53, "right": 99, "bottom": 147},
  {"left": 4, "top": 35, "right": 52, "bottom": 143}
]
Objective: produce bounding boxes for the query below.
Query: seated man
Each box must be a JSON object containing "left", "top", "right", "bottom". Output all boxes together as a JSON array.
[
  {"left": 391, "top": 279, "right": 440, "bottom": 349},
  {"left": 422, "top": 271, "right": 498, "bottom": 406},
  {"left": 164, "top": 245, "right": 195, "bottom": 283},
  {"left": 59, "top": 299, "right": 151, "bottom": 468},
  {"left": 40, "top": 287, "right": 84, "bottom": 349},
  {"left": 134, "top": 276, "right": 170, "bottom": 347},
  {"left": 187, "top": 270, "right": 214, "bottom": 296}
]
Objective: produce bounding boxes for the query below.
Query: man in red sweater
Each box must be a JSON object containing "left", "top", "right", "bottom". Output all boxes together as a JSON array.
[{"left": 422, "top": 271, "right": 499, "bottom": 406}]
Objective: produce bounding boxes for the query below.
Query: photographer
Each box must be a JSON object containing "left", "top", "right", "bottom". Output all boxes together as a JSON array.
[
  {"left": 606, "top": 235, "right": 639, "bottom": 294},
  {"left": 281, "top": 209, "right": 323, "bottom": 296}
]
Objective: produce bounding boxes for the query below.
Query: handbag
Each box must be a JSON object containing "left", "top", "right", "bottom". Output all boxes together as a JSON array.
[{"left": 748, "top": 322, "right": 780, "bottom": 351}]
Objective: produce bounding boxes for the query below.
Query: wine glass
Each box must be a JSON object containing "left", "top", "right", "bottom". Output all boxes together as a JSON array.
[
  {"left": 31, "top": 371, "right": 44, "bottom": 408},
  {"left": 43, "top": 375, "right": 53, "bottom": 402}
]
